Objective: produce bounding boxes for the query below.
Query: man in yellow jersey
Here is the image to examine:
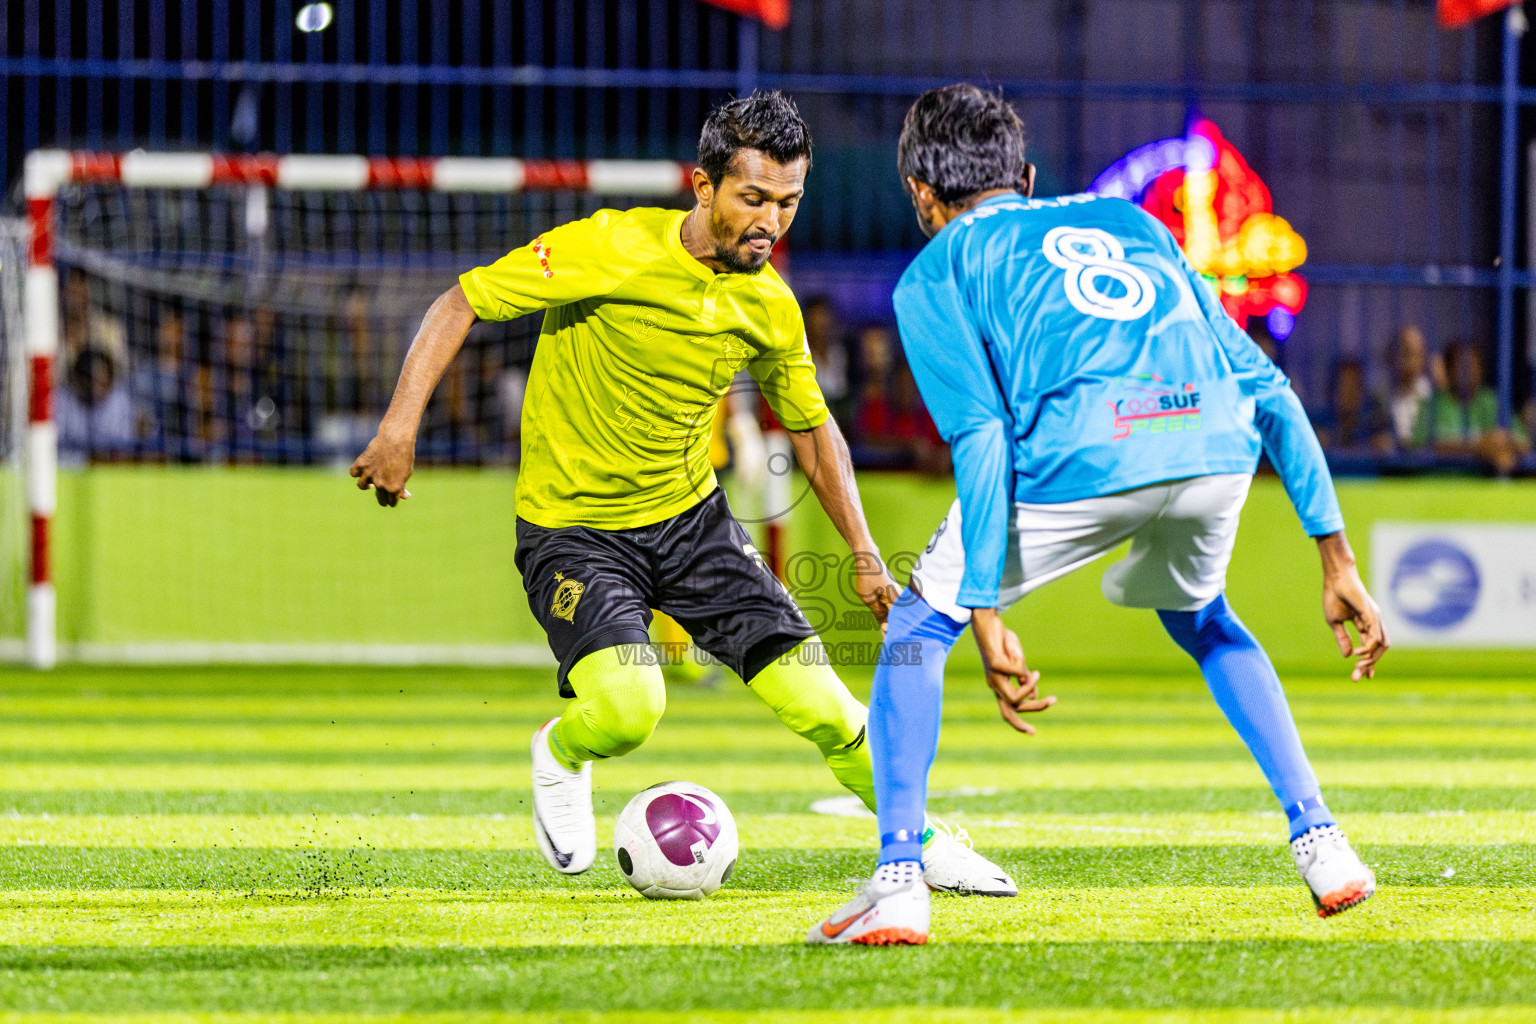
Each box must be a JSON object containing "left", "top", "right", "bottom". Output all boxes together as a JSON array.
[
  {"left": 655, "top": 390, "right": 761, "bottom": 687},
  {"left": 350, "top": 92, "right": 1016, "bottom": 894}
]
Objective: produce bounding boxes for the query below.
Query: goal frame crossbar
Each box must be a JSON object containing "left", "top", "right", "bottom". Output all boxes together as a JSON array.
[{"left": 18, "top": 150, "right": 697, "bottom": 668}]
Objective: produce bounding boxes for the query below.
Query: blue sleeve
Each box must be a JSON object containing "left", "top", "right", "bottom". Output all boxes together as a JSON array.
[
  {"left": 1155, "top": 221, "right": 1344, "bottom": 537},
  {"left": 1253, "top": 387, "right": 1344, "bottom": 536},
  {"left": 894, "top": 273, "right": 1014, "bottom": 608}
]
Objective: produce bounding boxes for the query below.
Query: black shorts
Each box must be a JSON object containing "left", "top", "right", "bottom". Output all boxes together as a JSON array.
[{"left": 515, "top": 488, "right": 815, "bottom": 696}]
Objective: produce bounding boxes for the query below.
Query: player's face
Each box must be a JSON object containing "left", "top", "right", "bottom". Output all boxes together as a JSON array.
[{"left": 702, "top": 150, "right": 807, "bottom": 274}]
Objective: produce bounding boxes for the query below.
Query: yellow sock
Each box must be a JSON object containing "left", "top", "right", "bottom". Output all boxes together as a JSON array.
[{"left": 745, "top": 639, "right": 876, "bottom": 813}]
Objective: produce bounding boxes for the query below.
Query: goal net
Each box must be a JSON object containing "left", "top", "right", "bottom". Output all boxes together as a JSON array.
[
  {"left": 0, "top": 219, "right": 27, "bottom": 653},
  {"left": 7, "top": 152, "right": 696, "bottom": 665}
]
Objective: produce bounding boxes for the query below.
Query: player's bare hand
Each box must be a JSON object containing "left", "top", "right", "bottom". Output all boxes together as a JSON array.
[
  {"left": 349, "top": 429, "right": 416, "bottom": 508},
  {"left": 1317, "top": 531, "right": 1389, "bottom": 681},
  {"left": 972, "top": 608, "right": 1057, "bottom": 735},
  {"left": 849, "top": 552, "right": 900, "bottom": 627}
]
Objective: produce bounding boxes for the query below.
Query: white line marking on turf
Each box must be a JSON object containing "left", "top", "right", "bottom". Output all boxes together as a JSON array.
[
  {"left": 808, "top": 795, "right": 873, "bottom": 818},
  {"left": 810, "top": 788, "right": 999, "bottom": 818}
]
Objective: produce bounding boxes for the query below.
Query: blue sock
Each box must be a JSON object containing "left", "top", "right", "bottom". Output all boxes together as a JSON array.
[
  {"left": 1158, "top": 594, "right": 1335, "bottom": 841},
  {"left": 869, "top": 590, "right": 967, "bottom": 865}
]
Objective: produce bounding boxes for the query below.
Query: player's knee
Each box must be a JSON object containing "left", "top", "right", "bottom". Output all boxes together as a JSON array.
[
  {"left": 1158, "top": 608, "right": 1202, "bottom": 659},
  {"left": 595, "top": 680, "right": 664, "bottom": 754},
  {"left": 569, "top": 646, "right": 667, "bottom": 756},
  {"left": 1159, "top": 594, "right": 1254, "bottom": 662}
]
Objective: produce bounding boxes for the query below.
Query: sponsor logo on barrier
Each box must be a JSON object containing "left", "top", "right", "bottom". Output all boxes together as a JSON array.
[
  {"left": 1373, "top": 524, "right": 1536, "bottom": 647},
  {"left": 1388, "top": 539, "right": 1481, "bottom": 630}
]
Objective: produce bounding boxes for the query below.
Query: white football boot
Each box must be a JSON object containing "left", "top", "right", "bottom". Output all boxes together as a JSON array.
[
  {"left": 807, "top": 860, "right": 930, "bottom": 946},
  {"left": 921, "top": 819, "right": 1018, "bottom": 896},
  {"left": 1292, "top": 823, "right": 1375, "bottom": 917},
  {"left": 530, "top": 718, "right": 596, "bottom": 874}
]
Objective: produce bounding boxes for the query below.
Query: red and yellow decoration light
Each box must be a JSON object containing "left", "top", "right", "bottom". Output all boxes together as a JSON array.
[
  {"left": 1089, "top": 118, "right": 1307, "bottom": 340},
  {"left": 700, "top": 0, "right": 790, "bottom": 30},
  {"left": 1437, "top": 0, "right": 1520, "bottom": 29}
]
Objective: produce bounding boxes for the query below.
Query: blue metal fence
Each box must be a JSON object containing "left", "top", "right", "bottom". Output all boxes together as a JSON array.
[{"left": 2, "top": 0, "right": 1531, "bottom": 466}]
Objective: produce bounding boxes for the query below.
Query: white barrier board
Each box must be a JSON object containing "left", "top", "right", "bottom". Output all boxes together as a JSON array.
[{"left": 1371, "top": 523, "right": 1536, "bottom": 647}]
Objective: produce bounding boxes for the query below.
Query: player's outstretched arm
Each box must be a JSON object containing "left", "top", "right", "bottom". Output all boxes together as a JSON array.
[
  {"left": 787, "top": 417, "right": 900, "bottom": 623},
  {"left": 971, "top": 608, "right": 1057, "bottom": 734},
  {"left": 350, "top": 284, "right": 478, "bottom": 507},
  {"left": 1316, "top": 531, "right": 1389, "bottom": 681}
]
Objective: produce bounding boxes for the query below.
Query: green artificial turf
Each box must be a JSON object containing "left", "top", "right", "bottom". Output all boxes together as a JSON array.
[{"left": 0, "top": 662, "right": 1534, "bottom": 1022}]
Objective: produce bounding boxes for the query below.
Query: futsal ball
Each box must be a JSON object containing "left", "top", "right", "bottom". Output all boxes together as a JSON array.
[{"left": 613, "top": 781, "right": 738, "bottom": 899}]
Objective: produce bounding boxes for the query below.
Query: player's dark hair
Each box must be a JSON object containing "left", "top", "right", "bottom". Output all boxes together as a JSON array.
[
  {"left": 898, "top": 84, "right": 1027, "bottom": 205},
  {"left": 698, "top": 91, "right": 813, "bottom": 187}
]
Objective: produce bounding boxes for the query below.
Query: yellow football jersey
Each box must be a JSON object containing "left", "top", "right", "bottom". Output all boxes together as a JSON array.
[{"left": 460, "top": 207, "right": 825, "bottom": 530}]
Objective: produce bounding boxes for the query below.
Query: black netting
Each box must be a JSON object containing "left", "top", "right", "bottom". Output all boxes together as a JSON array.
[
  {"left": 0, "top": 219, "right": 27, "bottom": 639},
  {"left": 49, "top": 186, "right": 690, "bottom": 466}
]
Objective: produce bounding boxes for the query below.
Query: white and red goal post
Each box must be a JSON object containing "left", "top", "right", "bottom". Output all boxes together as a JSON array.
[{"left": 18, "top": 150, "right": 796, "bottom": 667}]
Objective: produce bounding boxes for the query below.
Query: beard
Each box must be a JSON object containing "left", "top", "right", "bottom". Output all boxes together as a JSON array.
[
  {"left": 713, "top": 244, "right": 769, "bottom": 274},
  {"left": 708, "top": 216, "right": 776, "bottom": 274}
]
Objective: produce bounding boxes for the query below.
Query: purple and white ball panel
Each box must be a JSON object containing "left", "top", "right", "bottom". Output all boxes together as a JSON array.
[
  {"left": 614, "top": 780, "right": 739, "bottom": 899},
  {"left": 645, "top": 790, "right": 724, "bottom": 866}
]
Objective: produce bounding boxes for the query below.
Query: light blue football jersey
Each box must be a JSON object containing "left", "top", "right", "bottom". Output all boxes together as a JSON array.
[{"left": 893, "top": 192, "right": 1343, "bottom": 608}]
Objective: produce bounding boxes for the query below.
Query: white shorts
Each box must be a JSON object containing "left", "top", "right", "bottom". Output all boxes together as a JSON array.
[{"left": 909, "top": 473, "right": 1252, "bottom": 623}]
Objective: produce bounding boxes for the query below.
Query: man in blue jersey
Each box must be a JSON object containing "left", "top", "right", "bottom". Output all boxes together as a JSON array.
[{"left": 809, "top": 85, "right": 1389, "bottom": 946}]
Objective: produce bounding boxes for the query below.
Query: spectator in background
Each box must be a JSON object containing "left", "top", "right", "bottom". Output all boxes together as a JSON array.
[
  {"left": 853, "top": 321, "right": 896, "bottom": 445},
  {"left": 189, "top": 310, "right": 263, "bottom": 460},
  {"left": 226, "top": 306, "right": 285, "bottom": 458},
  {"left": 803, "top": 296, "right": 851, "bottom": 424},
  {"left": 61, "top": 275, "right": 90, "bottom": 368},
  {"left": 61, "top": 273, "right": 129, "bottom": 375},
  {"left": 1429, "top": 345, "right": 1450, "bottom": 394},
  {"left": 56, "top": 348, "right": 134, "bottom": 464},
  {"left": 1383, "top": 325, "right": 1433, "bottom": 451},
  {"left": 1312, "top": 357, "right": 1390, "bottom": 453},
  {"left": 344, "top": 288, "right": 379, "bottom": 413},
  {"left": 222, "top": 313, "right": 259, "bottom": 460},
  {"left": 891, "top": 363, "right": 949, "bottom": 477},
  {"left": 131, "top": 306, "right": 191, "bottom": 453},
  {"left": 250, "top": 305, "right": 284, "bottom": 443},
  {"left": 1415, "top": 340, "right": 1530, "bottom": 475},
  {"left": 851, "top": 323, "right": 948, "bottom": 473}
]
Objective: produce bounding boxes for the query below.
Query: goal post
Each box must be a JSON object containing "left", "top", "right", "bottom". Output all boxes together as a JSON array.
[
  {"left": 22, "top": 152, "right": 68, "bottom": 670},
  {"left": 9, "top": 150, "right": 788, "bottom": 668}
]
